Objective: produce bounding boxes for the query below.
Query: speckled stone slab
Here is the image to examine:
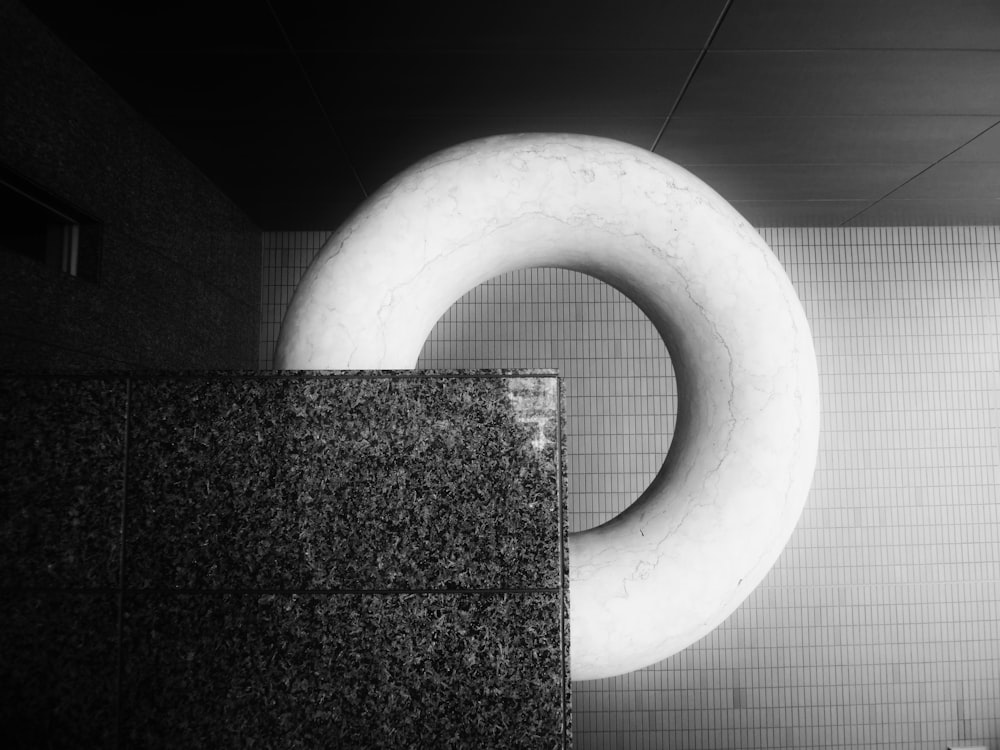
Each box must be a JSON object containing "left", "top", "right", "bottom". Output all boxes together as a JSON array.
[
  {"left": 1, "top": 592, "right": 119, "bottom": 749},
  {"left": 126, "top": 373, "right": 563, "bottom": 591},
  {"left": 122, "top": 591, "right": 564, "bottom": 748},
  {"left": 0, "top": 371, "right": 570, "bottom": 749},
  {"left": 0, "top": 377, "right": 127, "bottom": 587}
]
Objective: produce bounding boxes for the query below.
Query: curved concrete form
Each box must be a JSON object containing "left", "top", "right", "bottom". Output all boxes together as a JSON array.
[{"left": 276, "top": 134, "right": 820, "bottom": 681}]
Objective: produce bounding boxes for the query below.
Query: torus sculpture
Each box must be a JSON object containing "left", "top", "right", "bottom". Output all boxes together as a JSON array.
[{"left": 275, "top": 134, "right": 821, "bottom": 681}]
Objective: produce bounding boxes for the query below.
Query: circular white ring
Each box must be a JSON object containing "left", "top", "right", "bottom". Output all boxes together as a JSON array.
[{"left": 276, "top": 134, "right": 820, "bottom": 681}]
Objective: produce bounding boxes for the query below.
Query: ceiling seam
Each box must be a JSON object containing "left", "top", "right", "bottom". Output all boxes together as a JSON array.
[
  {"left": 649, "top": 0, "right": 734, "bottom": 154},
  {"left": 264, "top": 0, "right": 369, "bottom": 199},
  {"left": 840, "top": 118, "right": 1000, "bottom": 226},
  {"left": 691, "top": 48, "right": 1000, "bottom": 53}
]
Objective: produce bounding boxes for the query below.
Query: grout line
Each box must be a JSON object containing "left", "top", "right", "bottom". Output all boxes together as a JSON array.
[
  {"left": 263, "top": 0, "right": 369, "bottom": 200},
  {"left": 649, "top": 0, "right": 734, "bottom": 154},
  {"left": 840, "top": 118, "right": 1000, "bottom": 226},
  {"left": 114, "top": 376, "right": 131, "bottom": 750},
  {"left": 701, "top": 46, "right": 1000, "bottom": 53}
]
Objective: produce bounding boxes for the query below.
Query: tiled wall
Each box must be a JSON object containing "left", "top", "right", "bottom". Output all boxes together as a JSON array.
[
  {"left": 0, "top": 372, "right": 569, "bottom": 749},
  {"left": 260, "top": 226, "right": 1000, "bottom": 749}
]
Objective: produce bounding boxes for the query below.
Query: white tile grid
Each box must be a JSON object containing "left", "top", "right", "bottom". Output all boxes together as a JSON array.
[
  {"left": 259, "top": 231, "right": 334, "bottom": 370},
  {"left": 259, "top": 226, "right": 1000, "bottom": 750}
]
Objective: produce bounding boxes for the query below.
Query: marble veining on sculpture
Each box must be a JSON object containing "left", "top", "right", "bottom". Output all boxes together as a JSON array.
[{"left": 276, "top": 133, "right": 821, "bottom": 681}]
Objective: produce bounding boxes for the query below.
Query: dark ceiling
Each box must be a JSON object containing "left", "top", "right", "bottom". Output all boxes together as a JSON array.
[{"left": 20, "top": 0, "right": 1000, "bottom": 230}]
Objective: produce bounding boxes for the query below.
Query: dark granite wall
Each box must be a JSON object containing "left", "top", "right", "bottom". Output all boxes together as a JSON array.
[
  {"left": 0, "top": 371, "right": 570, "bottom": 749},
  {"left": 0, "top": 0, "right": 260, "bottom": 370}
]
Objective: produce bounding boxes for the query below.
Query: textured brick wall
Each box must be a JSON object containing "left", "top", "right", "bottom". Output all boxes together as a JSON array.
[{"left": 0, "top": 0, "right": 260, "bottom": 369}]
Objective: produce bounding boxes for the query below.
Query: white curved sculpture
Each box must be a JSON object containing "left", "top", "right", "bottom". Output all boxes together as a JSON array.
[{"left": 276, "top": 134, "right": 820, "bottom": 681}]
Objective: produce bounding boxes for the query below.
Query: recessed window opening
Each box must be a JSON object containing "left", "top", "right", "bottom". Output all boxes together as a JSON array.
[{"left": 0, "top": 164, "right": 101, "bottom": 282}]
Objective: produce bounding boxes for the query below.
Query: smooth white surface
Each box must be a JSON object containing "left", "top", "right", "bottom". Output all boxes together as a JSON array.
[{"left": 276, "top": 133, "right": 820, "bottom": 681}]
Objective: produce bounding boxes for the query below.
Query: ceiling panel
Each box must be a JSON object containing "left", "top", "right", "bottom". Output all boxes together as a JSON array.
[
  {"left": 151, "top": 118, "right": 364, "bottom": 227},
  {"left": 678, "top": 51, "right": 1000, "bottom": 116},
  {"left": 272, "top": 0, "right": 727, "bottom": 51},
  {"left": 655, "top": 115, "right": 998, "bottom": 166},
  {"left": 714, "top": 0, "right": 1000, "bottom": 50},
  {"left": 336, "top": 117, "right": 665, "bottom": 194},
  {"left": 949, "top": 122, "right": 1000, "bottom": 162},
  {"left": 846, "top": 199, "right": 1000, "bottom": 226},
  {"left": 21, "top": 0, "right": 284, "bottom": 52},
  {"left": 77, "top": 51, "right": 319, "bottom": 123},
  {"left": 730, "top": 200, "right": 871, "bottom": 227},
  {"left": 886, "top": 162, "right": 1000, "bottom": 202},
  {"left": 13, "top": 0, "right": 1000, "bottom": 229},
  {"left": 302, "top": 51, "right": 698, "bottom": 120},
  {"left": 687, "top": 163, "right": 920, "bottom": 202}
]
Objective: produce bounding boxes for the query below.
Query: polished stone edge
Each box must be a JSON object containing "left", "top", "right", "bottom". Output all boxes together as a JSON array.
[
  {"left": 557, "top": 377, "right": 571, "bottom": 738},
  {"left": 1, "top": 368, "right": 559, "bottom": 379}
]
